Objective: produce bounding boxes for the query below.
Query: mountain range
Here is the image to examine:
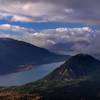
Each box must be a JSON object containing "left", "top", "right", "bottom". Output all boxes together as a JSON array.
[
  {"left": 0, "top": 38, "right": 69, "bottom": 75},
  {"left": 45, "top": 54, "right": 100, "bottom": 80},
  {"left": 1, "top": 54, "right": 100, "bottom": 100}
]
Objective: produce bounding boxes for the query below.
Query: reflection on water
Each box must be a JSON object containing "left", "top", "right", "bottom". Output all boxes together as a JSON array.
[{"left": 0, "top": 62, "right": 64, "bottom": 86}]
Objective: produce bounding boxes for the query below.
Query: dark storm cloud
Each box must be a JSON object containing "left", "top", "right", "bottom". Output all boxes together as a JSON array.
[
  {"left": 43, "top": 0, "right": 99, "bottom": 8},
  {"left": 0, "top": 0, "right": 99, "bottom": 23},
  {"left": 42, "top": 0, "right": 100, "bottom": 23},
  {"left": 0, "top": 0, "right": 40, "bottom": 3}
]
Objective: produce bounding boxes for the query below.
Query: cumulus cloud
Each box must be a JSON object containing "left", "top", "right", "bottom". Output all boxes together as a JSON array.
[
  {"left": 0, "top": 24, "right": 35, "bottom": 41},
  {"left": 0, "top": 23, "right": 100, "bottom": 56},
  {"left": 10, "top": 15, "right": 33, "bottom": 22},
  {"left": 21, "top": 29, "right": 100, "bottom": 56},
  {"left": 0, "top": 24, "right": 34, "bottom": 32},
  {"left": 0, "top": 24, "right": 96, "bottom": 54}
]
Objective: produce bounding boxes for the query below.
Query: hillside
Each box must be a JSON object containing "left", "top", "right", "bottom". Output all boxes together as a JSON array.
[
  {"left": 1, "top": 54, "right": 100, "bottom": 100},
  {"left": 0, "top": 38, "right": 69, "bottom": 75}
]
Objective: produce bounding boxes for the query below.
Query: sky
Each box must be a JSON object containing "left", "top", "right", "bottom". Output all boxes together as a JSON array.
[{"left": 0, "top": 0, "right": 100, "bottom": 55}]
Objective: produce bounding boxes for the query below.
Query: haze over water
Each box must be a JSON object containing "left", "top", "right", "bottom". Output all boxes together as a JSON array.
[{"left": 0, "top": 62, "right": 63, "bottom": 86}]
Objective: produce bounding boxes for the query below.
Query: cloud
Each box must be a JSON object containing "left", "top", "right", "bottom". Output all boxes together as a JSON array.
[
  {"left": 0, "top": 1, "right": 59, "bottom": 22},
  {"left": 0, "top": 24, "right": 92, "bottom": 45},
  {"left": 0, "top": 0, "right": 99, "bottom": 56},
  {"left": 0, "top": 24, "right": 34, "bottom": 32},
  {"left": 82, "top": 32, "right": 100, "bottom": 54},
  {"left": 11, "top": 15, "right": 33, "bottom": 22},
  {"left": 0, "top": 0, "right": 99, "bottom": 23},
  {"left": 0, "top": 24, "right": 35, "bottom": 40},
  {"left": 16, "top": 27, "right": 100, "bottom": 55},
  {"left": 0, "top": 23, "right": 100, "bottom": 56},
  {"left": 0, "top": 24, "right": 93, "bottom": 50},
  {"left": 42, "top": 0, "right": 100, "bottom": 22}
]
